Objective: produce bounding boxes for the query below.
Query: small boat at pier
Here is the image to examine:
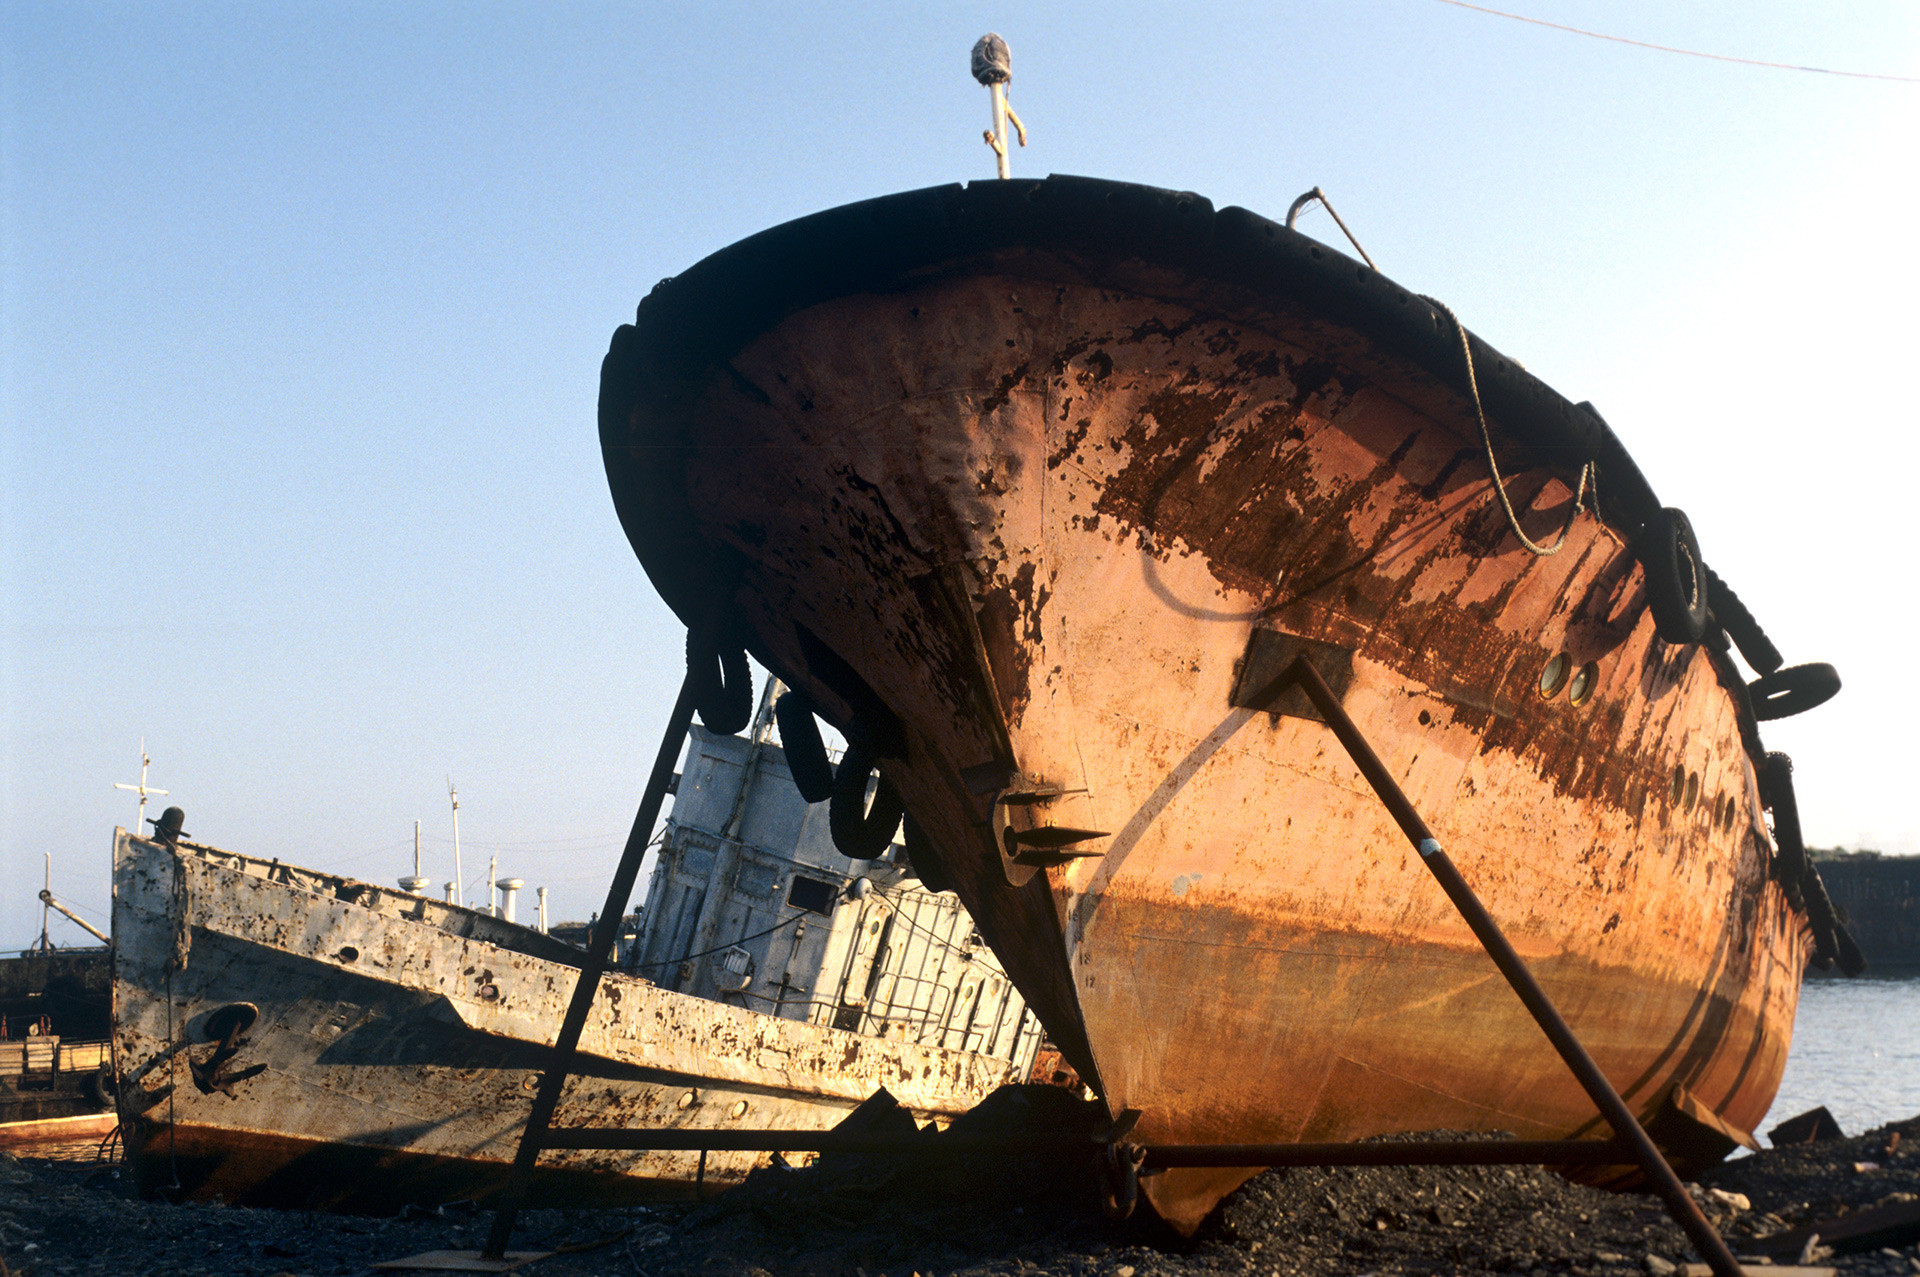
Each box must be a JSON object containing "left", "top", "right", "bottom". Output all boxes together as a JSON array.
[{"left": 0, "top": 946, "right": 113, "bottom": 1148}]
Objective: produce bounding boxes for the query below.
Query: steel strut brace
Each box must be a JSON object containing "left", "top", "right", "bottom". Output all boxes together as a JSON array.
[
  {"left": 1238, "top": 655, "right": 1745, "bottom": 1277},
  {"left": 483, "top": 671, "right": 699, "bottom": 1260}
]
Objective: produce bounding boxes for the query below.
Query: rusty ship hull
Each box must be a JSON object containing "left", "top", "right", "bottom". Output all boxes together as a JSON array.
[
  {"left": 600, "top": 177, "right": 1816, "bottom": 1230},
  {"left": 109, "top": 829, "right": 1025, "bottom": 1210}
]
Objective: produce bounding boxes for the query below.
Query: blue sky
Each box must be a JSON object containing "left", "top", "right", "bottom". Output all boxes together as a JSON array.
[{"left": 4, "top": 2, "right": 1916, "bottom": 948}]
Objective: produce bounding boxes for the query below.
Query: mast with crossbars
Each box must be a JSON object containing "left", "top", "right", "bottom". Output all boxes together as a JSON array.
[{"left": 114, "top": 743, "right": 169, "bottom": 837}]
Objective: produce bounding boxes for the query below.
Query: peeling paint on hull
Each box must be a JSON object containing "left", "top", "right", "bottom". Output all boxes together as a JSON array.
[
  {"left": 602, "top": 180, "right": 1812, "bottom": 1233},
  {"left": 110, "top": 832, "right": 1023, "bottom": 1209}
]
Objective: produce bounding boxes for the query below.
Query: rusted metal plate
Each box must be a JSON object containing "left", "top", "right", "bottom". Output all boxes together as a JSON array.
[
  {"left": 109, "top": 831, "right": 1023, "bottom": 1209},
  {"left": 1759, "top": 1197, "right": 1920, "bottom": 1260},
  {"left": 606, "top": 187, "right": 1810, "bottom": 1233},
  {"left": 1228, "top": 629, "right": 1356, "bottom": 722}
]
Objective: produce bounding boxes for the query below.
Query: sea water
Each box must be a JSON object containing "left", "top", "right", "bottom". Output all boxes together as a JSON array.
[{"left": 1760, "top": 965, "right": 1920, "bottom": 1138}]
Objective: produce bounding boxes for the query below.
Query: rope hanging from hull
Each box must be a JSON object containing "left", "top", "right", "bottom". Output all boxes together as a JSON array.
[{"left": 1429, "top": 296, "right": 1594, "bottom": 557}]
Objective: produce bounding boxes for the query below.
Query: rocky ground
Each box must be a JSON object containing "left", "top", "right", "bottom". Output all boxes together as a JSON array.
[{"left": 3, "top": 1098, "right": 1915, "bottom": 1277}]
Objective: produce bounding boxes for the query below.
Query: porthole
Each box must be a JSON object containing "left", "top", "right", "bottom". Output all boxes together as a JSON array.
[
  {"left": 1539, "top": 653, "right": 1572, "bottom": 699},
  {"left": 1670, "top": 764, "right": 1686, "bottom": 805},
  {"left": 1723, "top": 797, "right": 1739, "bottom": 832},
  {"left": 1712, "top": 794, "right": 1726, "bottom": 829},
  {"left": 1568, "top": 662, "right": 1598, "bottom": 707},
  {"left": 1685, "top": 772, "right": 1700, "bottom": 811}
]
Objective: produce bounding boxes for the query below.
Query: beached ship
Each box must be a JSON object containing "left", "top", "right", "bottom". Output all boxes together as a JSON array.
[
  {"left": 110, "top": 743, "right": 1039, "bottom": 1210},
  {"left": 599, "top": 175, "right": 1847, "bottom": 1230}
]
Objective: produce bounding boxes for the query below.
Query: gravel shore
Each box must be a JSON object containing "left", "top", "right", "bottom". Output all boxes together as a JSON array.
[{"left": 5, "top": 1102, "right": 1914, "bottom": 1277}]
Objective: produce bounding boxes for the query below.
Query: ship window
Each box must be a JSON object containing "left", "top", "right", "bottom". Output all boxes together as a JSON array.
[
  {"left": 1539, "top": 653, "right": 1571, "bottom": 699},
  {"left": 1671, "top": 764, "right": 1686, "bottom": 805},
  {"left": 1568, "top": 662, "right": 1598, "bottom": 707},
  {"left": 1685, "top": 771, "right": 1700, "bottom": 811},
  {"left": 786, "top": 876, "right": 838, "bottom": 915}
]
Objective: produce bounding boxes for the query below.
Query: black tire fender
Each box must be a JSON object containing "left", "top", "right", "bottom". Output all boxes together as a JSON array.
[
  {"left": 1758, "top": 751, "right": 1865, "bottom": 976},
  {"left": 1637, "top": 507, "right": 1709, "bottom": 645},
  {"left": 1749, "top": 662, "right": 1841, "bottom": 722},
  {"left": 829, "top": 743, "right": 904, "bottom": 860},
  {"left": 84, "top": 1063, "right": 115, "bottom": 1109},
  {"left": 1704, "top": 567, "right": 1782, "bottom": 675},
  {"left": 686, "top": 627, "right": 753, "bottom": 735},
  {"left": 1800, "top": 860, "right": 1867, "bottom": 976},
  {"left": 773, "top": 691, "right": 836, "bottom": 804},
  {"left": 1757, "top": 752, "right": 1808, "bottom": 890}
]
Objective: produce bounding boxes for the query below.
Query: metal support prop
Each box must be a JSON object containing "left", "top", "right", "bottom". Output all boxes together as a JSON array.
[
  {"left": 539, "top": 1128, "right": 1100, "bottom": 1154},
  {"left": 483, "top": 672, "right": 699, "bottom": 1260},
  {"left": 1244, "top": 655, "right": 1744, "bottom": 1277},
  {"left": 1139, "top": 1137, "right": 1635, "bottom": 1169},
  {"left": 535, "top": 1125, "right": 1634, "bottom": 1166}
]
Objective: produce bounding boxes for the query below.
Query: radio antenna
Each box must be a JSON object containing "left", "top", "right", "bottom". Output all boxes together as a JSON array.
[
  {"left": 449, "top": 779, "right": 464, "bottom": 908},
  {"left": 400, "top": 819, "right": 431, "bottom": 894},
  {"left": 114, "top": 742, "right": 169, "bottom": 834}
]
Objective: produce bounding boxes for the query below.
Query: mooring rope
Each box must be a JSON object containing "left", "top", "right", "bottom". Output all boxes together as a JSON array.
[
  {"left": 164, "top": 966, "right": 181, "bottom": 1191},
  {"left": 1426, "top": 297, "right": 1593, "bottom": 556}
]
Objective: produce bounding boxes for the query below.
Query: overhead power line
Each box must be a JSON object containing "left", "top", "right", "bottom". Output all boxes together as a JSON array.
[{"left": 1435, "top": 0, "right": 1920, "bottom": 84}]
